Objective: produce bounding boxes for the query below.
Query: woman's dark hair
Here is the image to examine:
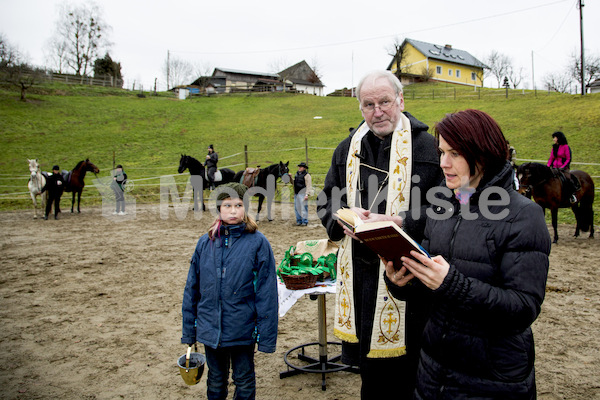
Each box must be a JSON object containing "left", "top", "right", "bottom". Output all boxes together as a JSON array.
[
  {"left": 551, "top": 131, "right": 568, "bottom": 145},
  {"left": 434, "top": 109, "right": 508, "bottom": 177}
]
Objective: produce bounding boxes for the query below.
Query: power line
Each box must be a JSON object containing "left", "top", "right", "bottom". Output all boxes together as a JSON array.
[
  {"left": 171, "top": 0, "right": 570, "bottom": 56},
  {"left": 536, "top": 0, "right": 577, "bottom": 52}
]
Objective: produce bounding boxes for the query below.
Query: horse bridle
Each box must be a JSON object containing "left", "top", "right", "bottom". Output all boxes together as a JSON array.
[
  {"left": 520, "top": 173, "right": 553, "bottom": 197},
  {"left": 30, "top": 166, "right": 44, "bottom": 193}
]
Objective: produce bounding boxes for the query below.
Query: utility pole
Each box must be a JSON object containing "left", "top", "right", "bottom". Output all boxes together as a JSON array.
[
  {"left": 167, "top": 50, "right": 170, "bottom": 91},
  {"left": 579, "top": 0, "right": 585, "bottom": 95},
  {"left": 531, "top": 51, "right": 536, "bottom": 96}
]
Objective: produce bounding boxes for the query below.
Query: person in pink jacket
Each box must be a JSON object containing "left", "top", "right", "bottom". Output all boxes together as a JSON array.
[
  {"left": 547, "top": 131, "right": 571, "bottom": 169},
  {"left": 547, "top": 131, "right": 579, "bottom": 203}
]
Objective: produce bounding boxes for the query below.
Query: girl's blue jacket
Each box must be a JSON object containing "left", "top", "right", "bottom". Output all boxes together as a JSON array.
[{"left": 181, "top": 223, "right": 278, "bottom": 353}]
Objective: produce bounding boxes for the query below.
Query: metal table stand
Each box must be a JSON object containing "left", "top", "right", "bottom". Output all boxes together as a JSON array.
[{"left": 279, "top": 293, "right": 359, "bottom": 390}]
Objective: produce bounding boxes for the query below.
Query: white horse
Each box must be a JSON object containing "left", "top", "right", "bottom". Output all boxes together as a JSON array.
[{"left": 27, "top": 159, "right": 47, "bottom": 219}]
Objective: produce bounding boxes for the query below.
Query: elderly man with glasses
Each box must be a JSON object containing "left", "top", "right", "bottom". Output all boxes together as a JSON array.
[{"left": 318, "top": 70, "right": 441, "bottom": 399}]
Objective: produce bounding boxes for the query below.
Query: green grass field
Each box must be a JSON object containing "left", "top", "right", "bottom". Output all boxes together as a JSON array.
[{"left": 1, "top": 82, "right": 599, "bottom": 226}]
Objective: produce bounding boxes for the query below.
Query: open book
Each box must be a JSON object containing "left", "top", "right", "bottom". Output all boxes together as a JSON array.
[{"left": 335, "top": 208, "right": 430, "bottom": 266}]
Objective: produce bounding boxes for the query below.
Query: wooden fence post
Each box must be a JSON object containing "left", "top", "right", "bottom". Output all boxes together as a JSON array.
[
  {"left": 305, "top": 138, "right": 309, "bottom": 164},
  {"left": 244, "top": 145, "right": 248, "bottom": 168}
]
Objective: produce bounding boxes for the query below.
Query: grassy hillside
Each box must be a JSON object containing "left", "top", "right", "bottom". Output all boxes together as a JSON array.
[{"left": 1, "top": 82, "right": 599, "bottom": 225}]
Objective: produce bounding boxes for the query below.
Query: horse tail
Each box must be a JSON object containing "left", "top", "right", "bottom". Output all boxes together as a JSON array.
[{"left": 575, "top": 204, "right": 593, "bottom": 233}]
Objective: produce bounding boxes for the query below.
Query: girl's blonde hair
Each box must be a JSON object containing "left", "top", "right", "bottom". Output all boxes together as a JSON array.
[{"left": 208, "top": 206, "right": 258, "bottom": 240}]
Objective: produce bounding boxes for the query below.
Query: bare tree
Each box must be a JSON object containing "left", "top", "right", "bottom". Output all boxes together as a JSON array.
[
  {"left": 307, "top": 57, "right": 323, "bottom": 85},
  {"left": 507, "top": 65, "right": 526, "bottom": 89},
  {"left": 269, "top": 56, "right": 291, "bottom": 75},
  {"left": 0, "top": 33, "right": 21, "bottom": 68},
  {"left": 386, "top": 36, "right": 409, "bottom": 79},
  {"left": 163, "top": 55, "right": 194, "bottom": 89},
  {"left": 5, "top": 63, "right": 45, "bottom": 101},
  {"left": 543, "top": 71, "right": 573, "bottom": 93},
  {"left": 190, "top": 61, "right": 213, "bottom": 92},
  {"left": 44, "top": 36, "right": 68, "bottom": 73},
  {"left": 270, "top": 56, "right": 292, "bottom": 92},
  {"left": 485, "top": 50, "right": 513, "bottom": 88},
  {"left": 419, "top": 66, "right": 435, "bottom": 82},
  {"left": 569, "top": 51, "right": 600, "bottom": 90},
  {"left": 0, "top": 36, "right": 44, "bottom": 101},
  {"left": 49, "top": 2, "right": 111, "bottom": 77}
]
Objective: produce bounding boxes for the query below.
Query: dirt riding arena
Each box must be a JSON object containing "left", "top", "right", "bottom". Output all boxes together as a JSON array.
[{"left": 0, "top": 201, "right": 598, "bottom": 399}]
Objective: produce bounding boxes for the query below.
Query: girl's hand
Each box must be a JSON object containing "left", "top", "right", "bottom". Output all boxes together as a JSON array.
[
  {"left": 401, "top": 251, "right": 450, "bottom": 290},
  {"left": 382, "top": 256, "right": 414, "bottom": 286}
]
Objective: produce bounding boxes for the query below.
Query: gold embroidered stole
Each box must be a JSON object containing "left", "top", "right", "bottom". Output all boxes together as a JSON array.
[{"left": 334, "top": 113, "right": 413, "bottom": 358}]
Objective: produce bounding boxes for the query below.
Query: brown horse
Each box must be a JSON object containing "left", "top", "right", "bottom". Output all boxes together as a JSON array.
[
  {"left": 517, "top": 162, "right": 594, "bottom": 243},
  {"left": 63, "top": 159, "right": 100, "bottom": 213}
]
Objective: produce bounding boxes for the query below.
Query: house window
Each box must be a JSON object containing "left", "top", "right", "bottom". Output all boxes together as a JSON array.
[
  {"left": 448, "top": 69, "right": 453, "bottom": 76},
  {"left": 471, "top": 72, "right": 476, "bottom": 81},
  {"left": 456, "top": 69, "right": 461, "bottom": 78},
  {"left": 436, "top": 66, "right": 442, "bottom": 75}
]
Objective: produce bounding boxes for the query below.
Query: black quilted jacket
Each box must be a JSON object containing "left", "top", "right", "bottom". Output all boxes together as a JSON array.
[{"left": 392, "top": 162, "right": 551, "bottom": 399}]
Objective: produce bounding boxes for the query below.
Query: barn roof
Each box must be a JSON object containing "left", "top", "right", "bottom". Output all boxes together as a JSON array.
[
  {"left": 395, "top": 38, "right": 486, "bottom": 69},
  {"left": 213, "top": 67, "right": 279, "bottom": 79}
]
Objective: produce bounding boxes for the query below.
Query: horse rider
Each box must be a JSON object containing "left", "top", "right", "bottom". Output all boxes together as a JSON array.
[
  {"left": 547, "top": 131, "right": 579, "bottom": 204},
  {"left": 42, "top": 165, "right": 65, "bottom": 220},
  {"left": 205, "top": 144, "right": 218, "bottom": 190}
]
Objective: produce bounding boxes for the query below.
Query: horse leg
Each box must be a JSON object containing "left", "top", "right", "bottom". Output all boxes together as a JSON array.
[
  {"left": 192, "top": 188, "right": 198, "bottom": 212},
  {"left": 572, "top": 204, "right": 581, "bottom": 238},
  {"left": 77, "top": 190, "right": 82, "bottom": 213},
  {"left": 267, "top": 194, "right": 273, "bottom": 222},
  {"left": 31, "top": 192, "right": 38, "bottom": 219},
  {"left": 71, "top": 191, "right": 76, "bottom": 213},
  {"left": 589, "top": 206, "right": 594, "bottom": 239},
  {"left": 551, "top": 208, "right": 559, "bottom": 244},
  {"left": 256, "top": 194, "right": 264, "bottom": 221}
]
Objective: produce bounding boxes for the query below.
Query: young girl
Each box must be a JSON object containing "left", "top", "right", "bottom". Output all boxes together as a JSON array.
[{"left": 181, "top": 182, "right": 278, "bottom": 400}]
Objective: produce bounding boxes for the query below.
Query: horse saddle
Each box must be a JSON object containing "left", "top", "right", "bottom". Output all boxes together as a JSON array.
[
  {"left": 241, "top": 167, "right": 261, "bottom": 188},
  {"left": 61, "top": 170, "right": 72, "bottom": 185},
  {"left": 205, "top": 169, "right": 223, "bottom": 182},
  {"left": 551, "top": 168, "right": 581, "bottom": 202}
]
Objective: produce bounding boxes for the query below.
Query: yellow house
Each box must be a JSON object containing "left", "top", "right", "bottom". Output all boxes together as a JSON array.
[{"left": 387, "top": 38, "right": 486, "bottom": 87}]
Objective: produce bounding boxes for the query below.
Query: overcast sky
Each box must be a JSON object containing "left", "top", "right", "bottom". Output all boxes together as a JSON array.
[{"left": 1, "top": 0, "right": 598, "bottom": 94}]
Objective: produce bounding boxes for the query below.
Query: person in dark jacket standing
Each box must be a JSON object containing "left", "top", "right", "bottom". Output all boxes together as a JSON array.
[
  {"left": 42, "top": 165, "right": 65, "bottom": 220},
  {"left": 293, "top": 162, "right": 312, "bottom": 226},
  {"left": 181, "top": 182, "right": 278, "bottom": 400},
  {"left": 317, "top": 70, "right": 442, "bottom": 399},
  {"left": 205, "top": 144, "right": 219, "bottom": 190},
  {"left": 386, "top": 109, "right": 551, "bottom": 400},
  {"left": 111, "top": 164, "right": 128, "bottom": 215}
]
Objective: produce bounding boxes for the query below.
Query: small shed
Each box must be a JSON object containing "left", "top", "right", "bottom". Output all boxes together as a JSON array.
[{"left": 588, "top": 79, "right": 600, "bottom": 94}]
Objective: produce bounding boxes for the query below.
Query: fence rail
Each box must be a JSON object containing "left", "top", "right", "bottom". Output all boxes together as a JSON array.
[
  {"left": 44, "top": 73, "right": 124, "bottom": 88},
  {"left": 2, "top": 143, "right": 600, "bottom": 204}
]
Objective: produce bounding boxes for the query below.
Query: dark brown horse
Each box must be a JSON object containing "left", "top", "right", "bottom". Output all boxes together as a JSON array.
[
  {"left": 517, "top": 162, "right": 594, "bottom": 243},
  {"left": 63, "top": 159, "right": 100, "bottom": 213},
  {"left": 233, "top": 161, "right": 291, "bottom": 221}
]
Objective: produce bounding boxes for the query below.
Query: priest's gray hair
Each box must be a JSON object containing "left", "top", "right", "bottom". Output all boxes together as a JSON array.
[{"left": 356, "top": 70, "right": 404, "bottom": 104}]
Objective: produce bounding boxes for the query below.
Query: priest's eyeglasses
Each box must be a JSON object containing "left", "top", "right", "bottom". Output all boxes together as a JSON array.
[{"left": 360, "top": 95, "right": 398, "bottom": 113}]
